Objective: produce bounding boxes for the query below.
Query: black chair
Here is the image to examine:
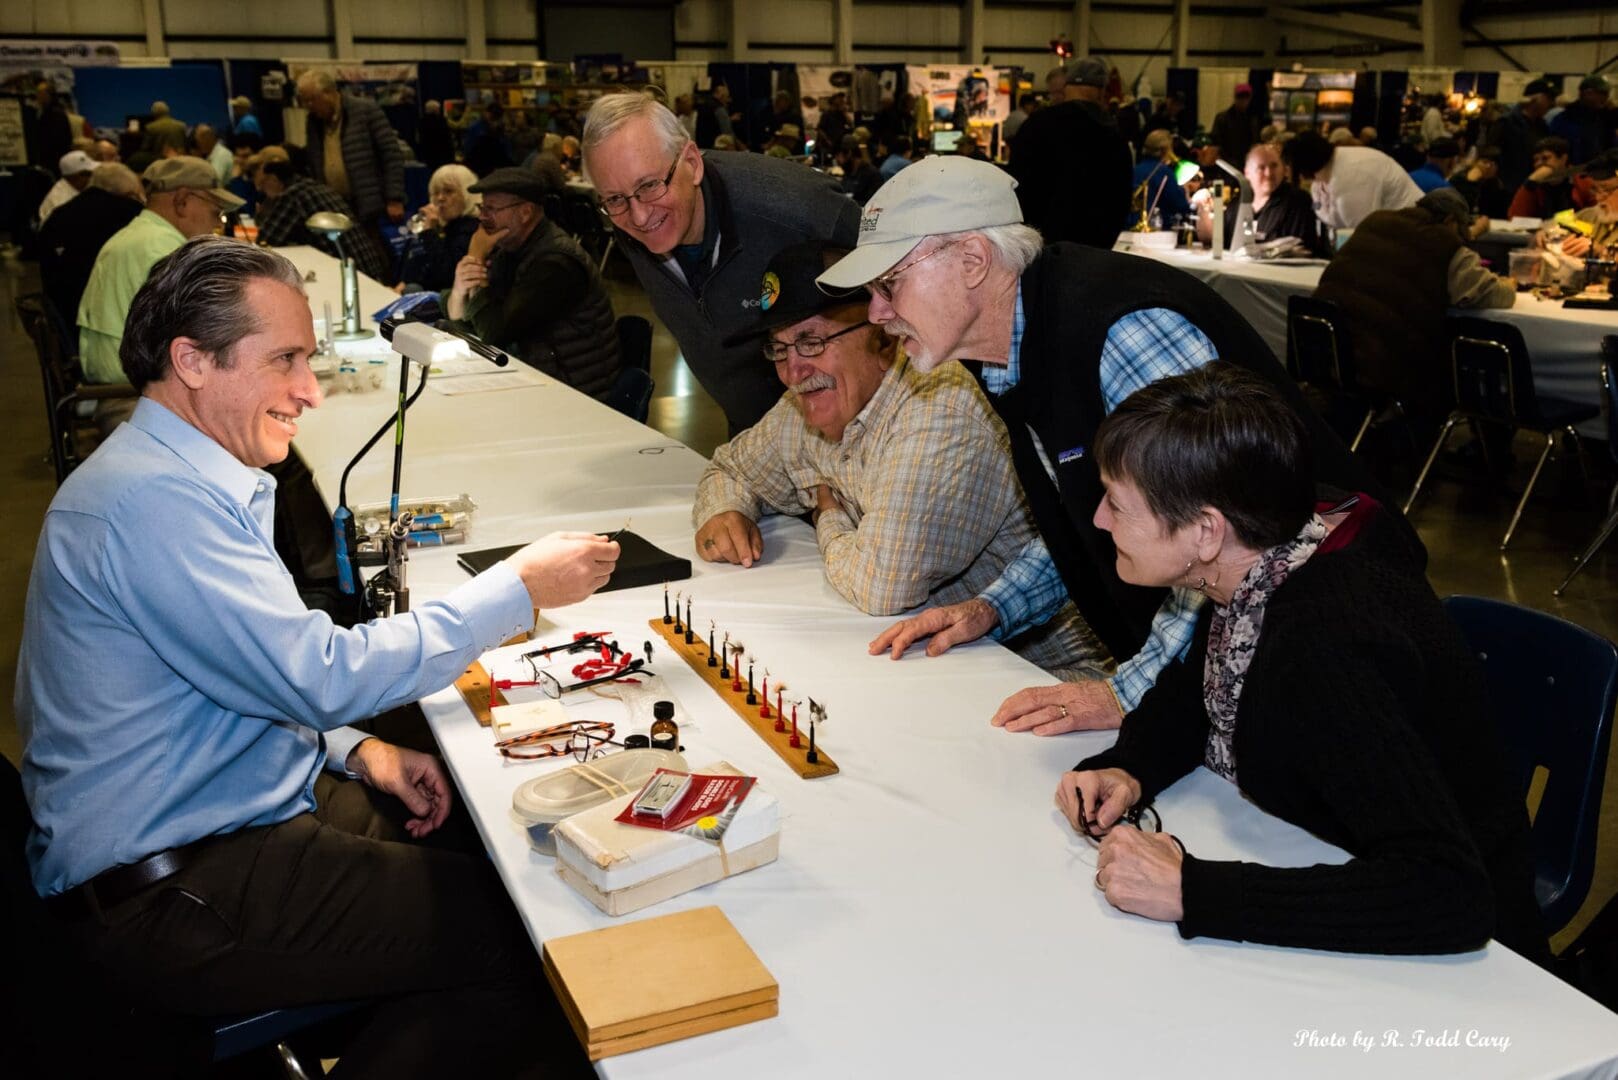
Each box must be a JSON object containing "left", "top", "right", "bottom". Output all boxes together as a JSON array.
[
  {"left": 16, "top": 292, "right": 138, "bottom": 483},
  {"left": 1, "top": 754, "right": 359, "bottom": 1077},
  {"left": 1555, "top": 350, "right": 1618, "bottom": 596},
  {"left": 551, "top": 189, "right": 615, "bottom": 272},
  {"left": 616, "top": 314, "right": 653, "bottom": 373},
  {"left": 1442, "top": 596, "right": 1618, "bottom": 935},
  {"left": 1405, "top": 316, "right": 1601, "bottom": 550},
  {"left": 606, "top": 367, "right": 655, "bottom": 424},
  {"left": 1285, "top": 294, "right": 1396, "bottom": 452}
]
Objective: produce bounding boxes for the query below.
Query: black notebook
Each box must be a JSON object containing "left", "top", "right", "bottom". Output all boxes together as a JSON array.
[{"left": 456, "top": 531, "right": 692, "bottom": 592}]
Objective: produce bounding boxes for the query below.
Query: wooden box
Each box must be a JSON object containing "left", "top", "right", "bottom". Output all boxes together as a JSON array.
[{"left": 541, "top": 906, "right": 778, "bottom": 1060}]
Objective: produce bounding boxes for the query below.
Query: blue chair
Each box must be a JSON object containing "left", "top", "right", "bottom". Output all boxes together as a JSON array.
[
  {"left": 1, "top": 754, "right": 361, "bottom": 1076},
  {"left": 1442, "top": 596, "right": 1618, "bottom": 934},
  {"left": 1555, "top": 351, "right": 1618, "bottom": 596}
]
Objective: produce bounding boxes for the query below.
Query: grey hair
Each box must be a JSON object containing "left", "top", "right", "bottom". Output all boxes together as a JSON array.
[
  {"left": 88, "top": 163, "right": 143, "bottom": 199},
  {"left": 120, "top": 236, "right": 305, "bottom": 391},
  {"left": 941, "top": 223, "right": 1045, "bottom": 274},
  {"left": 428, "top": 163, "right": 481, "bottom": 212},
  {"left": 581, "top": 91, "right": 688, "bottom": 182},
  {"left": 296, "top": 70, "right": 337, "bottom": 94}
]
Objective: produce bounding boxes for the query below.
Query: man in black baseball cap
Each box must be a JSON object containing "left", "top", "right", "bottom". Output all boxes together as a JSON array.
[
  {"left": 441, "top": 161, "right": 622, "bottom": 399},
  {"left": 1493, "top": 78, "right": 1558, "bottom": 191},
  {"left": 689, "top": 240, "right": 1110, "bottom": 679}
]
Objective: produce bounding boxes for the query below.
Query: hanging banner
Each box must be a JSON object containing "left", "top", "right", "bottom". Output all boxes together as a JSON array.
[
  {"left": 904, "top": 65, "right": 1013, "bottom": 128},
  {"left": 286, "top": 60, "right": 419, "bottom": 106},
  {"left": 796, "top": 64, "right": 854, "bottom": 133},
  {"left": 0, "top": 40, "right": 120, "bottom": 66}
]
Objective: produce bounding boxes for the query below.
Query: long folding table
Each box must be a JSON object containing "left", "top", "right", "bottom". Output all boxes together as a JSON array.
[{"left": 284, "top": 245, "right": 1618, "bottom": 1079}]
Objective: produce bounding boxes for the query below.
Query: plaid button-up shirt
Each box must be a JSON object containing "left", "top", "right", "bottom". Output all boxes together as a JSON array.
[
  {"left": 256, "top": 177, "right": 392, "bottom": 283},
  {"left": 694, "top": 354, "right": 1109, "bottom": 679}
]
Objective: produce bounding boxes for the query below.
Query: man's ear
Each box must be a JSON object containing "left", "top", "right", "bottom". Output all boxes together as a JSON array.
[
  {"left": 169, "top": 337, "right": 211, "bottom": 390},
  {"left": 956, "top": 233, "right": 995, "bottom": 289}
]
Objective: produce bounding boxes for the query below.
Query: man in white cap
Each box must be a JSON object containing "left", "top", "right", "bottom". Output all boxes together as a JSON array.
[
  {"left": 37, "top": 149, "right": 96, "bottom": 223},
  {"left": 831, "top": 157, "right": 1407, "bottom": 736}
]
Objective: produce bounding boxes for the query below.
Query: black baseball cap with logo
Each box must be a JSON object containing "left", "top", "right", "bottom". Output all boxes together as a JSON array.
[{"left": 721, "top": 241, "right": 863, "bottom": 346}]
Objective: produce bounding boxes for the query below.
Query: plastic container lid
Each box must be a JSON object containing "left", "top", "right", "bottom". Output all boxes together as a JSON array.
[
  {"left": 512, "top": 748, "right": 687, "bottom": 855},
  {"left": 653, "top": 700, "right": 674, "bottom": 721}
]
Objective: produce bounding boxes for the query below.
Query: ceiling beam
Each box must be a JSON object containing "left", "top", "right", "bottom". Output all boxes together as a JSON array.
[{"left": 1270, "top": 5, "right": 1425, "bottom": 45}]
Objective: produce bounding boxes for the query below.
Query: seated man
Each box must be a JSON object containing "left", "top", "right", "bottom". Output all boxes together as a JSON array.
[
  {"left": 693, "top": 242, "right": 1107, "bottom": 680},
  {"left": 78, "top": 157, "right": 243, "bottom": 386},
  {"left": 1244, "top": 142, "right": 1329, "bottom": 257},
  {"left": 1407, "top": 136, "right": 1459, "bottom": 193},
  {"left": 39, "top": 163, "right": 143, "bottom": 327},
  {"left": 19, "top": 236, "right": 619, "bottom": 1076},
  {"left": 1131, "top": 129, "right": 1192, "bottom": 226},
  {"left": 1508, "top": 136, "right": 1596, "bottom": 219},
  {"left": 442, "top": 162, "right": 621, "bottom": 401},
  {"left": 1448, "top": 145, "right": 1510, "bottom": 219},
  {"left": 1314, "top": 188, "right": 1512, "bottom": 416},
  {"left": 253, "top": 157, "right": 391, "bottom": 282},
  {"left": 37, "top": 149, "right": 96, "bottom": 223}
]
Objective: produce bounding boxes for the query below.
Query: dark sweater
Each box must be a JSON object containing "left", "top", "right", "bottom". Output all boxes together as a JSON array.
[
  {"left": 445, "top": 217, "right": 620, "bottom": 400},
  {"left": 616, "top": 151, "right": 860, "bottom": 434},
  {"left": 1008, "top": 101, "right": 1133, "bottom": 249},
  {"left": 1077, "top": 501, "right": 1547, "bottom": 961}
]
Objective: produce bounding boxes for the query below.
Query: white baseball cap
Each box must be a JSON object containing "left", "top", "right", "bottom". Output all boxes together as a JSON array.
[
  {"left": 59, "top": 150, "right": 96, "bottom": 177},
  {"left": 817, "top": 156, "right": 1024, "bottom": 290}
]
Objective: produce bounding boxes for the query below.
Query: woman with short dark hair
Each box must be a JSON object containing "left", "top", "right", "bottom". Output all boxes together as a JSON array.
[{"left": 1063, "top": 363, "right": 1547, "bottom": 961}]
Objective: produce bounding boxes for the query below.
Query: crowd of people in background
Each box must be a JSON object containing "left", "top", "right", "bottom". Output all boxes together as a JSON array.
[{"left": 15, "top": 62, "right": 1618, "bottom": 422}]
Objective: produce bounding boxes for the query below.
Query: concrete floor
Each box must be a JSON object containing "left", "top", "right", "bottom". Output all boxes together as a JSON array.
[{"left": 3, "top": 251, "right": 1616, "bottom": 954}]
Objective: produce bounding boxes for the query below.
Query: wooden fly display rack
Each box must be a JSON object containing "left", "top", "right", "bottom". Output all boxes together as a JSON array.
[{"left": 648, "top": 618, "right": 838, "bottom": 779}]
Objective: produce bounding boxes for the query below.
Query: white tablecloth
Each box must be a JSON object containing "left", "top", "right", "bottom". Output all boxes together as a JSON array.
[
  {"left": 282, "top": 246, "right": 1618, "bottom": 1079},
  {"left": 1116, "top": 236, "right": 1618, "bottom": 435}
]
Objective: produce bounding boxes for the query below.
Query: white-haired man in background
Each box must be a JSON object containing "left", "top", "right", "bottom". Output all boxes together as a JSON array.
[
  {"left": 833, "top": 157, "right": 1402, "bottom": 739},
  {"left": 580, "top": 91, "right": 859, "bottom": 435}
]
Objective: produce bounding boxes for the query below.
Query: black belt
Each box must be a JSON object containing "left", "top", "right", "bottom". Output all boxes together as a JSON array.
[{"left": 47, "top": 841, "right": 208, "bottom": 921}]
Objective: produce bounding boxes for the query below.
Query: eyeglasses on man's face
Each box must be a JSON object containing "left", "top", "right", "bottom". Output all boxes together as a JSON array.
[
  {"left": 867, "top": 240, "right": 961, "bottom": 302},
  {"left": 760, "top": 320, "right": 869, "bottom": 364},
  {"left": 598, "top": 144, "right": 688, "bottom": 218},
  {"left": 477, "top": 199, "right": 526, "bottom": 219}
]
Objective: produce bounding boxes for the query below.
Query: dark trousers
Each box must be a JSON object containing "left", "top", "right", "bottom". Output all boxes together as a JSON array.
[{"left": 72, "top": 771, "right": 590, "bottom": 1079}]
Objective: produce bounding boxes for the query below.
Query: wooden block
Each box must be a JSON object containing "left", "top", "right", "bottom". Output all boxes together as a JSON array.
[
  {"left": 459, "top": 629, "right": 538, "bottom": 727},
  {"left": 542, "top": 905, "right": 778, "bottom": 1060},
  {"left": 649, "top": 618, "right": 838, "bottom": 779}
]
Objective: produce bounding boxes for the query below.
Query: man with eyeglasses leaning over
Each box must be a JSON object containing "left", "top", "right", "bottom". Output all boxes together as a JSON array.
[
  {"left": 839, "top": 157, "right": 1410, "bottom": 736},
  {"left": 442, "top": 160, "right": 620, "bottom": 400},
  {"left": 692, "top": 241, "right": 1107, "bottom": 678},
  {"left": 582, "top": 91, "right": 860, "bottom": 435}
]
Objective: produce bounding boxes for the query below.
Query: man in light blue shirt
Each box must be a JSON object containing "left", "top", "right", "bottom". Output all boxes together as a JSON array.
[{"left": 17, "top": 236, "right": 617, "bottom": 1074}]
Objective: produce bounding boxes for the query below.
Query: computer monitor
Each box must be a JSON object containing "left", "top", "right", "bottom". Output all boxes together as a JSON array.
[{"left": 931, "top": 130, "right": 963, "bottom": 153}]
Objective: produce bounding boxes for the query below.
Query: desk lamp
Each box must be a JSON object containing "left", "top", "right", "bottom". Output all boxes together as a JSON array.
[{"left": 305, "top": 210, "right": 373, "bottom": 341}]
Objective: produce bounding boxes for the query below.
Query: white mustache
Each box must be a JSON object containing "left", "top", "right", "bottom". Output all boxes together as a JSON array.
[
  {"left": 882, "top": 319, "right": 917, "bottom": 340},
  {"left": 791, "top": 373, "right": 836, "bottom": 395}
]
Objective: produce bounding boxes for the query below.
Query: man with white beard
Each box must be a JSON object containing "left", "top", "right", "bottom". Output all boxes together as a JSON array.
[{"left": 691, "top": 240, "right": 1107, "bottom": 680}]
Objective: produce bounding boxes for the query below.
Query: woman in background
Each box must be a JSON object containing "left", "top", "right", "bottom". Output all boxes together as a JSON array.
[{"left": 397, "top": 164, "right": 481, "bottom": 294}]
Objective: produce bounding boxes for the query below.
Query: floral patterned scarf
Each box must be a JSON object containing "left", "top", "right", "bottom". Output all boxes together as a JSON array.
[{"left": 1202, "top": 514, "right": 1328, "bottom": 783}]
